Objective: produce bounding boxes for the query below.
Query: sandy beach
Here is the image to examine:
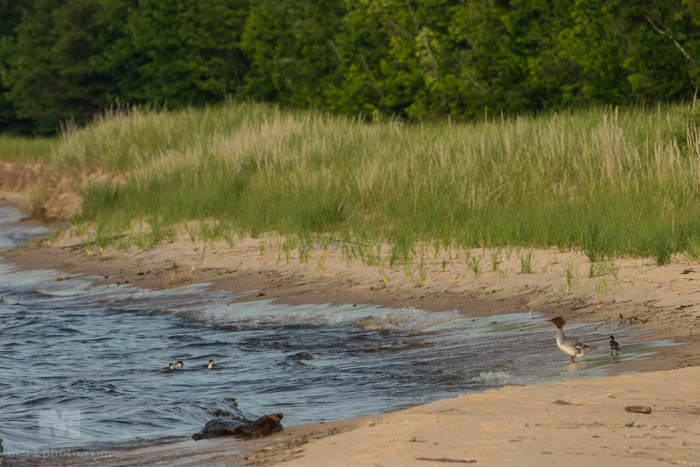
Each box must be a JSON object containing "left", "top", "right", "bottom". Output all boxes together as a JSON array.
[
  {"left": 2, "top": 198, "right": 700, "bottom": 466},
  {"left": 271, "top": 367, "right": 700, "bottom": 467}
]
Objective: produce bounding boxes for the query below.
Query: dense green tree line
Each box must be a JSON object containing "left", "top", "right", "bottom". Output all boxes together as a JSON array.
[{"left": 1, "top": 0, "right": 700, "bottom": 134}]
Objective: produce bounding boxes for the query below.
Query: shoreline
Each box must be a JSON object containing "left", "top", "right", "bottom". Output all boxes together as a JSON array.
[
  {"left": 10, "top": 369, "right": 700, "bottom": 466},
  {"left": 5, "top": 226, "right": 700, "bottom": 373},
  {"left": 2, "top": 210, "right": 700, "bottom": 465}
]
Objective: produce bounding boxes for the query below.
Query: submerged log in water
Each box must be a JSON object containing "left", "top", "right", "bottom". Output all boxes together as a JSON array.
[{"left": 192, "top": 413, "right": 284, "bottom": 440}]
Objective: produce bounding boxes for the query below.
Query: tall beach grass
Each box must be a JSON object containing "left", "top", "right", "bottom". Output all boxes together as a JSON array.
[
  {"left": 0, "top": 135, "right": 54, "bottom": 161},
  {"left": 48, "top": 101, "right": 700, "bottom": 263}
]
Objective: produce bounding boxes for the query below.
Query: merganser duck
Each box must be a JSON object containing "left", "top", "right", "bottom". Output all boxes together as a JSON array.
[
  {"left": 547, "top": 317, "right": 591, "bottom": 363},
  {"left": 176, "top": 361, "right": 184, "bottom": 368},
  {"left": 162, "top": 363, "right": 174, "bottom": 371},
  {"left": 609, "top": 335, "right": 620, "bottom": 354},
  {"left": 207, "top": 359, "right": 219, "bottom": 369}
]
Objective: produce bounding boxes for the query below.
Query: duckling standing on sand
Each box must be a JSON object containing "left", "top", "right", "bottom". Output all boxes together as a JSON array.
[
  {"left": 176, "top": 361, "right": 184, "bottom": 368},
  {"left": 162, "top": 363, "right": 174, "bottom": 371},
  {"left": 207, "top": 359, "right": 219, "bottom": 369},
  {"left": 609, "top": 335, "right": 621, "bottom": 355},
  {"left": 547, "top": 317, "right": 592, "bottom": 363}
]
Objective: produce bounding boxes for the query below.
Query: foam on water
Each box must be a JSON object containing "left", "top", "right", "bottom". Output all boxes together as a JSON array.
[
  {"left": 193, "top": 300, "right": 459, "bottom": 332},
  {"left": 472, "top": 371, "right": 526, "bottom": 386}
]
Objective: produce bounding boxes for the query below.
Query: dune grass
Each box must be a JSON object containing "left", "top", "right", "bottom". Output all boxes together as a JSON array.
[
  {"left": 45, "top": 100, "right": 700, "bottom": 264},
  {"left": 0, "top": 135, "right": 55, "bottom": 161}
]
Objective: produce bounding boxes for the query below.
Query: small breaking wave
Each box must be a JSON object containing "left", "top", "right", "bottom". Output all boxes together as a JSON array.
[
  {"left": 472, "top": 371, "right": 525, "bottom": 386},
  {"left": 353, "top": 307, "right": 458, "bottom": 331},
  {"left": 197, "top": 304, "right": 459, "bottom": 332}
]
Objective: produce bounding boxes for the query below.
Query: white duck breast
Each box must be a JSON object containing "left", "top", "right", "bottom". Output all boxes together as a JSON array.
[
  {"left": 556, "top": 328, "right": 591, "bottom": 358},
  {"left": 548, "top": 317, "right": 592, "bottom": 363}
]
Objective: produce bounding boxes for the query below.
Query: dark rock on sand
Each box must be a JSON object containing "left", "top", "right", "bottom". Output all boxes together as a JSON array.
[{"left": 192, "top": 413, "right": 284, "bottom": 440}]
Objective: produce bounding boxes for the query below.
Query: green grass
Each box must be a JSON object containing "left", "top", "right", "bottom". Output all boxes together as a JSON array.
[
  {"left": 27, "top": 100, "right": 700, "bottom": 262},
  {"left": 0, "top": 135, "right": 55, "bottom": 160}
]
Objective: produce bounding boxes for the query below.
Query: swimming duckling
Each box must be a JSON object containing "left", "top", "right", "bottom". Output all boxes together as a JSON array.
[
  {"left": 176, "top": 361, "right": 184, "bottom": 368},
  {"left": 207, "top": 359, "right": 219, "bottom": 369},
  {"left": 162, "top": 363, "right": 174, "bottom": 371},
  {"left": 609, "top": 335, "right": 621, "bottom": 355}
]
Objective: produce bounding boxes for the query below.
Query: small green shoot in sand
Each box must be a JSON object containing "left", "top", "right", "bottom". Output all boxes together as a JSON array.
[
  {"left": 432, "top": 237, "right": 441, "bottom": 260},
  {"left": 222, "top": 229, "right": 235, "bottom": 249},
  {"left": 71, "top": 222, "right": 88, "bottom": 238},
  {"left": 319, "top": 236, "right": 330, "bottom": 252},
  {"left": 489, "top": 248, "right": 501, "bottom": 271},
  {"left": 402, "top": 256, "right": 415, "bottom": 282},
  {"left": 275, "top": 237, "right": 283, "bottom": 267},
  {"left": 541, "top": 254, "right": 557, "bottom": 273},
  {"left": 133, "top": 231, "right": 149, "bottom": 252},
  {"left": 441, "top": 257, "right": 450, "bottom": 272},
  {"left": 186, "top": 223, "right": 197, "bottom": 244},
  {"left": 635, "top": 260, "right": 649, "bottom": 274},
  {"left": 505, "top": 248, "right": 514, "bottom": 261},
  {"left": 197, "top": 246, "right": 207, "bottom": 269},
  {"left": 315, "top": 254, "right": 327, "bottom": 275},
  {"left": 564, "top": 259, "right": 578, "bottom": 294},
  {"left": 418, "top": 256, "right": 428, "bottom": 285},
  {"left": 115, "top": 233, "right": 132, "bottom": 253},
  {"left": 299, "top": 243, "right": 311, "bottom": 267},
  {"left": 520, "top": 251, "right": 534, "bottom": 274},
  {"left": 466, "top": 253, "right": 481, "bottom": 279},
  {"left": 282, "top": 236, "right": 299, "bottom": 264},
  {"left": 389, "top": 246, "right": 399, "bottom": 268},
  {"left": 377, "top": 258, "right": 388, "bottom": 284},
  {"left": 594, "top": 278, "right": 608, "bottom": 308}
]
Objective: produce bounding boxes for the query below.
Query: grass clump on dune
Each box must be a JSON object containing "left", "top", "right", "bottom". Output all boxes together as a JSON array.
[{"left": 49, "top": 101, "right": 700, "bottom": 264}]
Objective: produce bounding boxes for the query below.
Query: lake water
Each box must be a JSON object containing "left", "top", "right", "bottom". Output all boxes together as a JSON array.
[{"left": 0, "top": 205, "right": 675, "bottom": 459}]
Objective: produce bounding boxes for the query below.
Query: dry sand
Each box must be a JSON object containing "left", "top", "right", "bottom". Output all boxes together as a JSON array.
[
  {"left": 3, "top": 216, "right": 700, "bottom": 466},
  {"left": 272, "top": 367, "right": 700, "bottom": 467}
]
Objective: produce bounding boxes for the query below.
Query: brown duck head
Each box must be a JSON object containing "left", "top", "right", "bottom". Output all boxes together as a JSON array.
[{"left": 547, "top": 316, "right": 566, "bottom": 329}]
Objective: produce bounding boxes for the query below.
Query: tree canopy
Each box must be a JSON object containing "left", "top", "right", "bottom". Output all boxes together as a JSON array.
[{"left": 1, "top": 0, "right": 699, "bottom": 134}]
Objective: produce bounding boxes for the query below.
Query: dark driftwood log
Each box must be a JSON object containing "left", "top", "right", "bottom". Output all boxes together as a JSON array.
[
  {"left": 625, "top": 406, "right": 652, "bottom": 414},
  {"left": 192, "top": 413, "right": 284, "bottom": 440}
]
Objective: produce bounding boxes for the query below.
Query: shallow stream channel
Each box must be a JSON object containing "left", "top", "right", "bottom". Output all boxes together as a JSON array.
[{"left": 0, "top": 205, "right": 675, "bottom": 459}]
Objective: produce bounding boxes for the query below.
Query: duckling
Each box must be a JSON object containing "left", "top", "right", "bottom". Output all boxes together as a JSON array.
[
  {"left": 162, "top": 363, "right": 174, "bottom": 371},
  {"left": 547, "top": 317, "right": 592, "bottom": 363},
  {"left": 207, "top": 359, "right": 219, "bottom": 369},
  {"left": 609, "top": 335, "right": 621, "bottom": 355}
]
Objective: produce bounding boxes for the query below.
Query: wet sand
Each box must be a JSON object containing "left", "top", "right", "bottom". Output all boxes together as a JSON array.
[{"left": 3, "top": 225, "right": 700, "bottom": 466}]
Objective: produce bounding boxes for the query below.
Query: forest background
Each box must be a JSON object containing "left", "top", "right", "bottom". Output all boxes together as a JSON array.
[{"left": 3, "top": 0, "right": 700, "bottom": 135}]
